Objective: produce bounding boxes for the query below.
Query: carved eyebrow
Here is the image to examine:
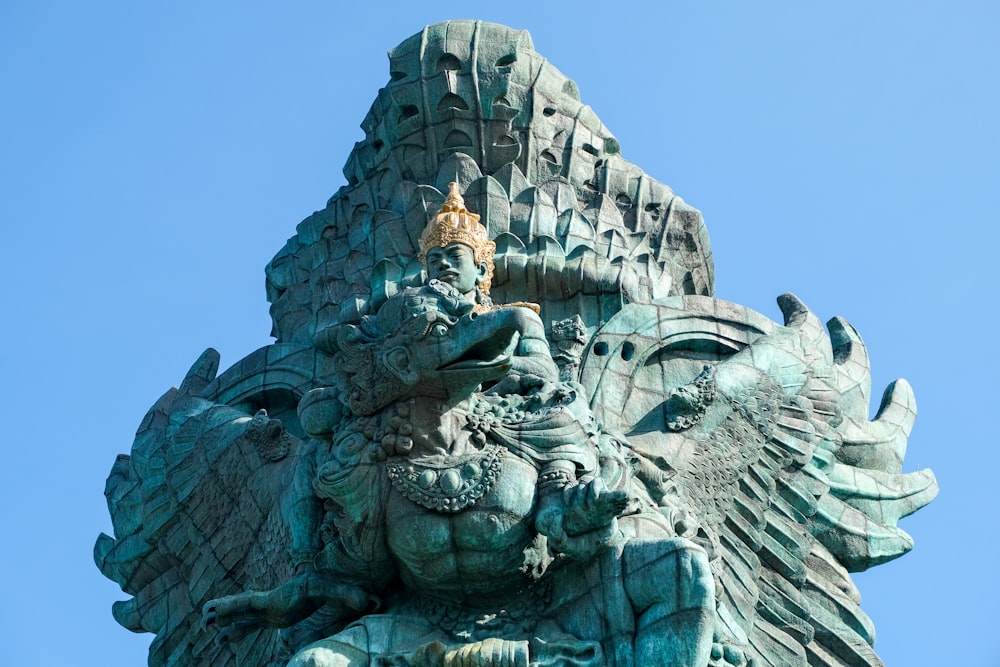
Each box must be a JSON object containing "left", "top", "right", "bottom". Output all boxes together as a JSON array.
[{"left": 413, "top": 312, "right": 459, "bottom": 338}]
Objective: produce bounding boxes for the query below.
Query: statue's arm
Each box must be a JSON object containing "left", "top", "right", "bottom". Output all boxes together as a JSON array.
[
  {"left": 512, "top": 334, "right": 560, "bottom": 382},
  {"left": 487, "top": 305, "right": 560, "bottom": 395}
]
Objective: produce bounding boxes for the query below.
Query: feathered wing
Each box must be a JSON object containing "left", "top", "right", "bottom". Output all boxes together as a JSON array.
[
  {"left": 95, "top": 345, "right": 325, "bottom": 667},
  {"left": 581, "top": 294, "right": 937, "bottom": 667}
]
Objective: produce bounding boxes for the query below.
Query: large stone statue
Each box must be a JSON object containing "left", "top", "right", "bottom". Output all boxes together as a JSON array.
[{"left": 95, "top": 20, "right": 937, "bottom": 667}]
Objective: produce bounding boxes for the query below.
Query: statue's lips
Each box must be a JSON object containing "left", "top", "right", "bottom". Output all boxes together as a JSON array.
[{"left": 434, "top": 271, "right": 460, "bottom": 286}]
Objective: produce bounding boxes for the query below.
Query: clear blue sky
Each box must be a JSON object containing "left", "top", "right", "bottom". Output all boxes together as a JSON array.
[{"left": 2, "top": 2, "right": 996, "bottom": 665}]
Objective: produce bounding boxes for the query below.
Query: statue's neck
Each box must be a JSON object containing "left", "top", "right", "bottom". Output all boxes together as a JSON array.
[{"left": 403, "top": 395, "right": 473, "bottom": 455}]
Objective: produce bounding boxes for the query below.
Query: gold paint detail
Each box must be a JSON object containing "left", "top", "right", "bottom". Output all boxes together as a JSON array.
[{"left": 419, "top": 182, "right": 497, "bottom": 294}]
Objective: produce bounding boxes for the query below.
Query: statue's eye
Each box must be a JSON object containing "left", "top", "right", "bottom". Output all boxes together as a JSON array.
[{"left": 429, "top": 323, "right": 449, "bottom": 337}]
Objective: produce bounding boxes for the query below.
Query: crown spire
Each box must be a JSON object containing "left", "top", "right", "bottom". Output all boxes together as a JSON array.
[{"left": 442, "top": 181, "right": 466, "bottom": 211}]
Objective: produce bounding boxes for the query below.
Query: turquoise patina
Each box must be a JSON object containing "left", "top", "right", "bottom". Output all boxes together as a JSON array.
[{"left": 96, "top": 20, "right": 937, "bottom": 667}]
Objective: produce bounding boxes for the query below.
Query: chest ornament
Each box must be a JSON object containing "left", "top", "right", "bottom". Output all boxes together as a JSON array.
[{"left": 387, "top": 444, "right": 504, "bottom": 513}]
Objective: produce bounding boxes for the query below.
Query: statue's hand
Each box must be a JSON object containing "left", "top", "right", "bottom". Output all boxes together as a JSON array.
[
  {"left": 537, "top": 478, "right": 630, "bottom": 561},
  {"left": 203, "top": 588, "right": 287, "bottom": 644},
  {"left": 561, "top": 477, "right": 630, "bottom": 536},
  {"left": 485, "top": 371, "right": 546, "bottom": 397},
  {"left": 203, "top": 571, "right": 377, "bottom": 644}
]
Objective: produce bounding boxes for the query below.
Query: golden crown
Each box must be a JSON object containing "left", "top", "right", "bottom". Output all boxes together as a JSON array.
[{"left": 418, "top": 182, "right": 496, "bottom": 294}]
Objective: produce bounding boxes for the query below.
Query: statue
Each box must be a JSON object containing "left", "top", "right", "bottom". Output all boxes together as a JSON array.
[{"left": 95, "top": 20, "right": 937, "bottom": 667}]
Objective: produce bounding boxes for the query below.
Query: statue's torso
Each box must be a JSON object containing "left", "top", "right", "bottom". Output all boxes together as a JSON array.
[{"left": 384, "top": 449, "right": 539, "bottom": 602}]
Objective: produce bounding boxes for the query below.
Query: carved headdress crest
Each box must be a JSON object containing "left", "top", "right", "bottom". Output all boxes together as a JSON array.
[{"left": 418, "top": 182, "right": 496, "bottom": 294}]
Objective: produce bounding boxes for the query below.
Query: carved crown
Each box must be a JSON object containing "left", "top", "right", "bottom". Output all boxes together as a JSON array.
[{"left": 418, "top": 182, "right": 497, "bottom": 294}]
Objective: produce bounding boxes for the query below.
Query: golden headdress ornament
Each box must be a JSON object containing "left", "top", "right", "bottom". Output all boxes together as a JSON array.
[{"left": 418, "top": 182, "right": 496, "bottom": 294}]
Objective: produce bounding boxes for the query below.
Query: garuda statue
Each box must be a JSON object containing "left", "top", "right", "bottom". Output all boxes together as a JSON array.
[{"left": 96, "top": 20, "right": 937, "bottom": 667}]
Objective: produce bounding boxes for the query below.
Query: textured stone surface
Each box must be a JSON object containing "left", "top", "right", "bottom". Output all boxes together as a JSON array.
[
  {"left": 96, "top": 20, "right": 936, "bottom": 667},
  {"left": 264, "top": 21, "right": 713, "bottom": 347}
]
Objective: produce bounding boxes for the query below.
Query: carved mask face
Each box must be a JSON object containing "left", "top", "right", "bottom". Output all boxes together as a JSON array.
[
  {"left": 376, "top": 286, "right": 517, "bottom": 399},
  {"left": 425, "top": 243, "right": 487, "bottom": 295}
]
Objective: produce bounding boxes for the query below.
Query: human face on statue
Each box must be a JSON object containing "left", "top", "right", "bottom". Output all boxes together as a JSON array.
[{"left": 426, "top": 242, "right": 488, "bottom": 297}]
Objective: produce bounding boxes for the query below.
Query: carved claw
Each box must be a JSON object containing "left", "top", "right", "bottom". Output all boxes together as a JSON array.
[
  {"left": 215, "top": 620, "right": 257, "bottom": 645},
  {"left": 203, "top": 590, "right": 273, "bottom": 630},
  {"left": 203, "top": 571, "right": 378, "bottom": 637}
]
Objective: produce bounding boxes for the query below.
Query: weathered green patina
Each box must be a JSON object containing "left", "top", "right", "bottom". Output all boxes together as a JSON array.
[{"left": 96, "top": 20, "right": 937, "bottom": 667}]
